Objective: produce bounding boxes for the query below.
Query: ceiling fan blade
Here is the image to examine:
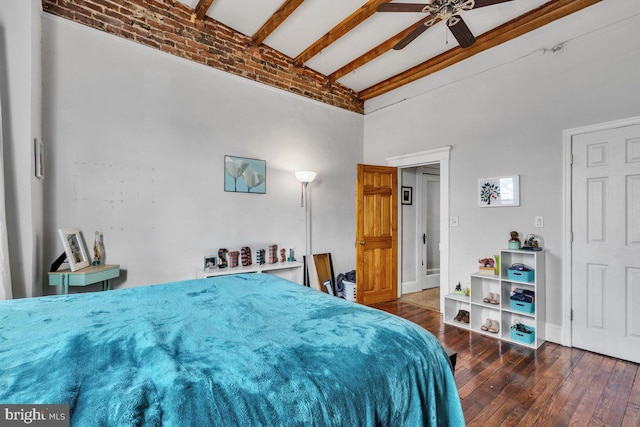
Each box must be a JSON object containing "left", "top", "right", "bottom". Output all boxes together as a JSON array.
[
  {"left": 473, "top": 0, "right": 515, "bottom": 8},
  {"left": 448, "top": 17, "right": 476, "bottom": 48},
  {"left": 393, "top": 18, "right": 434, "bottom": 50},
  {"left": 377, "top": 3, "right": 428, "bottom": 12}
]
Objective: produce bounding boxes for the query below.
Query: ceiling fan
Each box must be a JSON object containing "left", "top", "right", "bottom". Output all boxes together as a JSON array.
[{"left": 377, "top": 0, "right": 515, "bottom": 50}]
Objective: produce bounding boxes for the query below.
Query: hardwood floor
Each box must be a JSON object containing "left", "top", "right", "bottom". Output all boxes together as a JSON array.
[{"left": 373, "top": 301, "right": 640, "bottom": 427}]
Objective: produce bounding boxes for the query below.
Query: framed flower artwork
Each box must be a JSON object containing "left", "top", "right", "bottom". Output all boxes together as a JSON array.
[{"left": 224, "top": 155, "right": 266, "bottom": 194}]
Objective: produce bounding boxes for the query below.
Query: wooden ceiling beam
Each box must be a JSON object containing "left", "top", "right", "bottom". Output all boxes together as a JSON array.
[
  {"left": 252, "top": 0, "right": 305, "bottom": 45},
  {"left": 294, "top": 0, "right": 391, "bottom": 66},
  {"left": 194, "top": 0, "right": 215, "bottom": 21},
  {"left": 359, "top": 0, "right": 601, "bottom": 100},
  {"left": 330, "top": 16, "right": 433, "bottom": 82}
]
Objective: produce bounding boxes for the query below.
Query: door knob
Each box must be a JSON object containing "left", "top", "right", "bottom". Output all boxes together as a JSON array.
[{"left": 359, "top": 241, "right": 366, "bottom": 245}]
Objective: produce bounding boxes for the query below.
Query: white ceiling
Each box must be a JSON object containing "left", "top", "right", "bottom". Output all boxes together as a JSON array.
[{"left": 176, "top": 1, "right": 580, "bottom": 95}]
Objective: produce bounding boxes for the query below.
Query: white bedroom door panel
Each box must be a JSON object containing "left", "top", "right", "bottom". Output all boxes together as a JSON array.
[
  {"left": 421, "top": 172, "right": 440, "bottom": 290},
  {"left": 572, "top": 124, "right": 640, "bottom": 363}
]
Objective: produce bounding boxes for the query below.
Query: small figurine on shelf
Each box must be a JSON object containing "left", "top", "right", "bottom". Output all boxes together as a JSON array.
[
  {"left": 454, "top": 282, "right": 465, "bottom": 296},
  {"left": 257, "top": 249, "right": 266, "bottom": 265},
  {"left": 268, "top": 245, "right": 278, "bottom": 264},
  {"left": 478, "top": 257, "right": 495, "bottom": 275},
  {"left": 218, "top": 248, "right": 228, "bottom": 269},
  {"left": 522, "top": 234, "right": 542, "bottom": 251},
  {"left": 280, "top": 248, "right": 286, "bottom": 263},
  {"left": 241, "top": 246, "right": 252, "bottom": 267},
  {"left": 509, "top": 231, "right": 521, "bottom": 250},
  {"left": 229, "top": 251, "right": 239, "bottom": 268}
]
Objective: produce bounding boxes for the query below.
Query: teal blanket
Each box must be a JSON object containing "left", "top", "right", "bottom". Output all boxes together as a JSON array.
[{"left": 0, "top": 274, "right": 464, "bottom": 426}]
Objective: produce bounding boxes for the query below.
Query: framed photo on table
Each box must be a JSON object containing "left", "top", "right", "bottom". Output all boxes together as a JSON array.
[{"left": 58, "top": 228, "right": 90, "bottom": 271}]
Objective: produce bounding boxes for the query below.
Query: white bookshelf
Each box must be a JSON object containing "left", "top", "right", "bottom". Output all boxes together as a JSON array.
[
  {"left": 196, "top": 261, "right": 303, "bottom": 278},
  {"left": 444, "top": 249, "right": 545, "bottom": 349}
]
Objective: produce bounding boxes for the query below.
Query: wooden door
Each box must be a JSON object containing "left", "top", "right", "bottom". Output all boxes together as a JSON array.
[
  {"left": 572, "top": 124, "right": 640, "bottom": 363},
  {"left": 356, "top": 164, "right": 398, "bottom": 305}
]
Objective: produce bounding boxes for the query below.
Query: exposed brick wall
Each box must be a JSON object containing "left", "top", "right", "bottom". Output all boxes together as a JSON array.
[{"left": 42, "top": 0, "right": 364, "bottom": 114}]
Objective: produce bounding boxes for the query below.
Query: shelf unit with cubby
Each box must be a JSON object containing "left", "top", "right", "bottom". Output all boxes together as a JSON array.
[{"left": 444, "top": 249, "right": 545, "bottom": 348}]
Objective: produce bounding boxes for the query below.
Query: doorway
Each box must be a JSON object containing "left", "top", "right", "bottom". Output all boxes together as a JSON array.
[
  {"left": 399, "top": 165, "right": 441, "bottom": 294},
  {"left": 387, "top": 147, "right": 451, "bottom": 312}
]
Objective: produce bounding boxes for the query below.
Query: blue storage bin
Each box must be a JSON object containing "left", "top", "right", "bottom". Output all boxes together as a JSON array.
[
  {"left": 510, "top": 325, "right": 535, "bottom": 345},
  {"left": 507, "top": 268, "right": 534, "bottom": 282},
  {"left": 510, "top": 299, "right": 535, "bottom": 314}
]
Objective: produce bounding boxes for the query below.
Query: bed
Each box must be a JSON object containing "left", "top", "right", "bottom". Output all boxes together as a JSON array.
[{"left": 0, "top": 274, "right": 464, "bottom": 426}]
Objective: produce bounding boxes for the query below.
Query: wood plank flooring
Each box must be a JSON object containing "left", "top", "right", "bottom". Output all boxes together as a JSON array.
[{"left": 373, "top": 301, "right": 640, "bottom": 427}]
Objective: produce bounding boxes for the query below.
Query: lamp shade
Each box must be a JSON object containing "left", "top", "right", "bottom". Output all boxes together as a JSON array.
[{"left": 295, "top": 171, "right": 317, "bottom": 183}]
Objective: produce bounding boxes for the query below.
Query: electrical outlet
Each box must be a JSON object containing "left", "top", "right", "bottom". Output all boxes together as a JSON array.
[
  {"left": 449, "top": 216, "right": 459, "bottom": 227},
  {"left": 535, "top": 216, "right": 544, "bottom": 228}
]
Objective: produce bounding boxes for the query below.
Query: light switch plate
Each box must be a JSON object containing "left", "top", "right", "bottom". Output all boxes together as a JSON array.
[
  {"left": 535, "top": 216, "right": 544, "bottom": 228},
  {"left": 449, "top": 216, "right": 459, "bottom": 227}
]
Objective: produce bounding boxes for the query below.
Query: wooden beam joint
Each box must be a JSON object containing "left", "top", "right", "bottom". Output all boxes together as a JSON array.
[{"left": 194, "top": 0, "right": 215, "bottom": 21}]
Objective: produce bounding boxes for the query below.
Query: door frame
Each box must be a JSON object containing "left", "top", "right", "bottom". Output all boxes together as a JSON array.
[
  {"left": 387, "top": 146, "right": 451, "bottom": 312},
  {"left": 562, "top": 115, "right": 640, "bottom": 347}
]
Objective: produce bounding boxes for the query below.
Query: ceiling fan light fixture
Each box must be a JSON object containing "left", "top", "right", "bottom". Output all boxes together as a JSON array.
[
  {"left": 426, "top": 0, "right": 476, "bottom": 26},
  {"left": 440, "top": 5, "right": 454, "bottom": 22}
]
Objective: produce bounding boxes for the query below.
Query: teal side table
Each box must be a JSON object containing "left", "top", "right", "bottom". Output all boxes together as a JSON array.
[{"left": 48, "top": 264, "right": 120, "bottom": 295}]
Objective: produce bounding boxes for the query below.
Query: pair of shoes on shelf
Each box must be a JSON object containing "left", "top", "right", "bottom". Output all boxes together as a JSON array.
[
  {"left": 454, "top": 309, "right": 470, "bottom": 324},
  {"left": 480, "top": 318, "right": 500, "bottom": 333},
  {"left": 482, "top": 292, "right": 500, "bottom": 305}
]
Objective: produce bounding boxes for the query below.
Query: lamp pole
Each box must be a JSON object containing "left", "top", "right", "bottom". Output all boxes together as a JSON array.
[
  {"left": 295, "top": 171, "right": 316, "bottom": 288},
  {"left": 304, "top": 182, "right": 310, "bottom": 287}
]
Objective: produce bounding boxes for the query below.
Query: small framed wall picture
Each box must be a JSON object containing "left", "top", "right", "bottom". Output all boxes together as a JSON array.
[
  {"left": 35, "top": 138, "right": 44, "bottom": 179},
  {"left": 478, "top": 175, "right": 520, "bottom": 207},
  {"left": 58, "top": 228, "right": 90, "bottom": 271},
  {"left": 224, "top": 155, "right": 266, "bottom": 194},
  {"left": 402, "top": 186, "right": 413, "bottom": 205}
]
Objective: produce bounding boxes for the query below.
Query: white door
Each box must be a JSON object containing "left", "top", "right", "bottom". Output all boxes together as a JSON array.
[
  {"left": 572, "top": 124, "right": 640, "bottom": 363},
  {"left": 421, "top": 171, "right": 440, "bottom": 290}
]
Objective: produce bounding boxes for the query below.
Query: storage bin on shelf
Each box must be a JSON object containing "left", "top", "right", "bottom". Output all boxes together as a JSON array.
[
  {"left": 507, "top": 267, "right": 534, "bottom": 282},
  {"left": 510, "top": 324, "right": 535, "bottom": 345},
  {"left": 510, "top": 288, "right": 535, "bottom": 314},
  {"left": 510, "top": 300, "right": 535, "bottom": 314}
]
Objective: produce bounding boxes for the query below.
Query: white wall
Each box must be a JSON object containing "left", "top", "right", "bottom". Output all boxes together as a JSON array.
[
  {"left": 364, "top": 1, "right": 640, "bottom": 340},
  {"left": 42, "top": 15, "right": 363, "bottom": 290},
  {"left": 0, "top": 0, "right": 43, "bottom": 298}
]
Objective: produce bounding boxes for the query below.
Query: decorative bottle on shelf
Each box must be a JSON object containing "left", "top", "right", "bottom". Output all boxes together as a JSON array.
[{"left": 92, "top": 231, "right": 104, "bottom": 266}]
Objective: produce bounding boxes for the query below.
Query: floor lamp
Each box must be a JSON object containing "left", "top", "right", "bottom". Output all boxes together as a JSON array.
[{"left": 295, "top": 171, "right": 316, "bottom": 287}]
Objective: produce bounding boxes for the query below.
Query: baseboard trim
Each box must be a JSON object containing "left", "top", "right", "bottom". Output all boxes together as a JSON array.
[
  {"left": 401, "top": 280, "right": 420, "bottom": 294},
  {"left": 544, "top": 323, "right": 570, "bottom": 346}
]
